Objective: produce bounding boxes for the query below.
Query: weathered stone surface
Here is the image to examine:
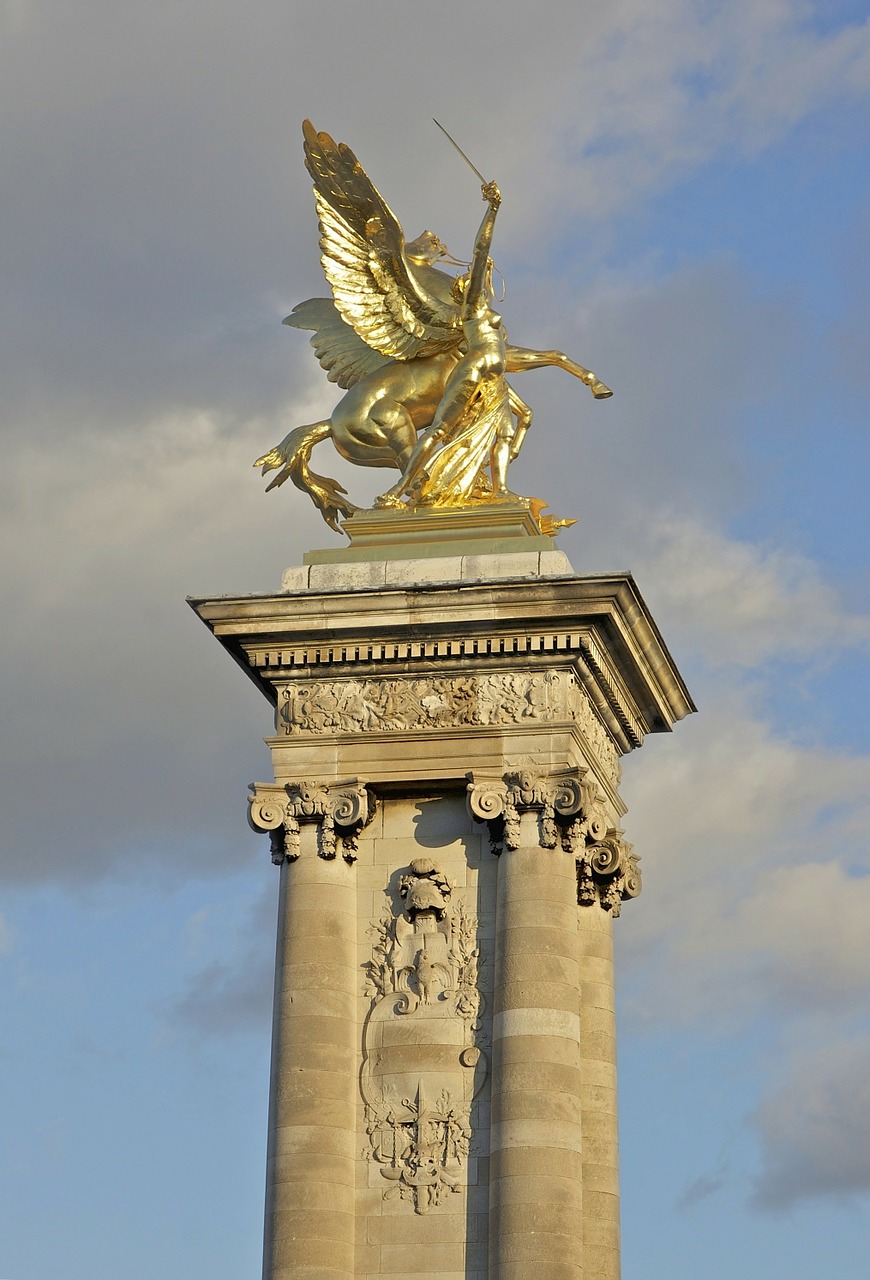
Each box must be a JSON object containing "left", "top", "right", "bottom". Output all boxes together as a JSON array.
[{"left": 190, "top": 554, "right": 694, "bottom": 1279}]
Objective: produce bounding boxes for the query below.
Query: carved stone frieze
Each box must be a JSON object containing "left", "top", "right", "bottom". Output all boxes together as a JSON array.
[
  {"left": 249, "top": 780, "right": 372, "bottom": 864},
  {"left": 565, "top": 677, "right": 621, "bottom": 784},
  {"left": 361, "top": 858, "right": 486, "bottom": 1214},
  {"left": 277, "top": 670, "right": 620, "bottom": 781},
  {"left": 468, "top": 768, "right": 641, "bottom": 914},
  {"left": 280, "top": 671, "right": 556, "bottom": 734}
]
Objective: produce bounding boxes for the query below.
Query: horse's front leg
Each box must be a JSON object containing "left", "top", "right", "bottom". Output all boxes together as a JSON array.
[{"left": 505, "top": 345, "right": 613, "bottom": 399}]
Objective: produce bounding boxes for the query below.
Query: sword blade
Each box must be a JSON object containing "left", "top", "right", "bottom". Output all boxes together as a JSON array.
[{"left": 432, "top": 118, "right": 489, "bottom": 185}]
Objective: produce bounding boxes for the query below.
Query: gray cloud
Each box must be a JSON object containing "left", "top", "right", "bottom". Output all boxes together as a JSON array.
[
  {"left": 752, "top": 1037, "right": 870, "bottom": 1208},
  {"left": 676, "top": 1154, "right": 729, "bottom": 1210},
  {"left": 2, "top": 0, "right": 868, "bottom": 894},
  {"left": 5, "top": 0, "right": 867, "bottom": 434},
  {"left": 163, "top": 883, "right": 276, "bottom": 1037}
]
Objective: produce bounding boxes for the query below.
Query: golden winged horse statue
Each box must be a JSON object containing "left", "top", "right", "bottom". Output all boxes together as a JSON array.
[{"left": 255, "top": 120, "right": 612, "bottom": 532}]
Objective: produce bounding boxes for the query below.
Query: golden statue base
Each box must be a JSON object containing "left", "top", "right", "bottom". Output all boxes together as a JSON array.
[{"left": 303, "top": 501, "right": 555, "bottom": 565}]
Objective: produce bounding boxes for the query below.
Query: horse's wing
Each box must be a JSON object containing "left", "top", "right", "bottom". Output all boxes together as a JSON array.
[
  {"left": 303, "top": 120, "right": 461, "bottom": 362},
  {"left": 285, "top": 298, "right": 392, "bottom": 389}
]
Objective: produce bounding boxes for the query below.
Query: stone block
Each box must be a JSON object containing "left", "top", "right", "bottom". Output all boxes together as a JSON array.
[
  {"left": 581, "top": 1161, "right": 620, "bottom": 1194},
  {"left": 496, "top": 978, "right": 584, "bottom": 1017},
  {"left": 491, "top": 1171, "right": 581, "bottom": 1209},
  {"left": 581, "top": 979, "right": 617, "bottom": 1012},
  {"left": 497, "top": 899, "right": 584, "bottom": 933},
  {"left": 580, "top": 1081, "right": 619, "bottom": 1115},
  {"left": 581, "top": 1027, "right": 618, "bottom": 1063},
  {"left": 490, "top": 1116, "right": 583, "bottom": 1154},
  {"left": 491, "top": 1144, "right": 583, "bottom": 1181},
  {"left": 492, "top": 1031, "right": 581, "bottom": 1067},
  {"left": 367, "top": 1213, "right": 474, "bottom": 1245},
  {"left": 493, "top": 1006, "right": 581, "bottom": 1041},
  {"left": 498, "top": 951, "right": 580, "bottom": 988},
  {"left": 380, "top": 1242, "right": 468, "bottom": 1273},
  {"left": 269, "top": 1205, "right": 355, "bottom": 1242},
  {"left": 267, "top": 1149, "right": 356, "bottom": 1188},
  {"left": 582, "top": 1197, "right": 621, "bottom": 1239},
  {"left": 461, "top": 551, "right": 542, "bottom": 580},
  {"left": 498, "top": 1059, "right": 582, "bottom": 1098},
  {"left": 308, "top": 559, "right": 388, "bottom": 591},
  {"left": 580, "top": 1055, "right": 618, "bottom": 1087},
  {"left": 538, "top": 549, "right": 574, "bottom": 576},
  {"left": 495, "top": 1264, "right": 581, "bottom": 1280},
  {"left": 269, "top": 1122, "right": 356, "bottom": 1160},
  {"left": 384, "top": 556, "right": 463, "bottom": 586},
  {"left": 280, "top": 564, "right": 311, "bottom": 592},
  {"left": 495, "top": 1227, "right": 583, "bottom": 1264},
  {"left": 495, "top": 1086, "right": 583, "bottom": 1126}
]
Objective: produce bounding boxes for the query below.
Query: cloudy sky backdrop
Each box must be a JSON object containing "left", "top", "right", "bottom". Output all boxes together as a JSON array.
[{"left": 2, "top": 2, "right": 869, "bottom": 1277}]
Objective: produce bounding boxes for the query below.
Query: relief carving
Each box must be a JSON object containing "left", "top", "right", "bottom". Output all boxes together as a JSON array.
[
  {"left": 468, "top": 768, "right": 641, "bottom": 914},
  {"left": 280, "top": 671, "right": 556, "bottom": 734},
  {"left": 564, "top": 673, "right": 621, "bottom": 784},
  {"left": 277, "top": 671, "right": 621, "bottom": 783},
  {"left": 361, "top": 858, "right": 486, "bottom": 1214},
  {"left": 248, "top": 780, "right": 372, "bottom": 863}
]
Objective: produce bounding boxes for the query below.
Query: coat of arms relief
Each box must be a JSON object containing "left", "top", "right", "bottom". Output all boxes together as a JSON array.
[{"left": 361, "top": 857, "right": 486, "bottom": 1214}]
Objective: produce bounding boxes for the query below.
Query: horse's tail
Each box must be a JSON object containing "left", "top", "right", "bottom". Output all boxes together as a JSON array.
[{"left": 254, "top": 420, "right": 360, "bottom": 532}]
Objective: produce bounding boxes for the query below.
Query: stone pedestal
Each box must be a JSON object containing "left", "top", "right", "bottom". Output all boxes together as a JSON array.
[{"left": 191, "top": 552, "right": 693, "bottom": 1280}]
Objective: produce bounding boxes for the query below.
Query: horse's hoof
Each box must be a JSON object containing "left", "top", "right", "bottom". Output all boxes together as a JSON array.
[{"left": 591, "top": 380, "right": 613, "bottom": 399}]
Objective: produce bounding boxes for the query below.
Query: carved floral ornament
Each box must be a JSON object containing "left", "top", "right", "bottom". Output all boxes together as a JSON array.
[
  {"left": 248, "top": 780, "right": 373, "bottom": 863},
  {"left": 277, "top": 670, "right": 620, "bottom": 784},
  {"left": 467, "top": 768, "right": 642, "bottom": 915},
  {"left": 361, "top": 857, "right": 486, "bottom": 1214}
]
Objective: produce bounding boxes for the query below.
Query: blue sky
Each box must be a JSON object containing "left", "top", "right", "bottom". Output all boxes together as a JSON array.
[{"left": 2, "top": 2, "right": 869, "bottom": 1277}]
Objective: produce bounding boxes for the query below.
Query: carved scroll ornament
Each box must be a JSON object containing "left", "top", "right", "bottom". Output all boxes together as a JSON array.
[{"left": 249, "top": 780, "right": 372, "bottom": 863}]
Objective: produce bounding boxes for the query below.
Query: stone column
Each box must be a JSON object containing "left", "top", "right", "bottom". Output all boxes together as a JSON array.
[
  {"left": 251, "top": 782, "right": 371, "bottom": 1280},
  {"left": 576, "top": 830, "right": 640, "bottom": 1280},
  {"left": 470, "top": 771, "right": 587, "bottom": 1280},
  {"left": 578, "top": 905, "right": 619, "bottom": 1280}
]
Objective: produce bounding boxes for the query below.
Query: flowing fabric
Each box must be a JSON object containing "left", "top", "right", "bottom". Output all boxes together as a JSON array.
[{"left": 416, "top": 379, "right": 512, "bottom": 506}]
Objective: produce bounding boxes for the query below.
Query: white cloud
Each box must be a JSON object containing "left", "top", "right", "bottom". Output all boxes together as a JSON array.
[
  {"left": 629, "top": 515, "right": 870, "bottom": 667},
  {"left": 618, "top": 690, "right": 870, "bottom": 1026}
]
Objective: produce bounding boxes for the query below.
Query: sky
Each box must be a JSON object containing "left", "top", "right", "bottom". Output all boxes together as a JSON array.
[{"left": 1, "top": 1, "right": 869, "bottom": 1276}]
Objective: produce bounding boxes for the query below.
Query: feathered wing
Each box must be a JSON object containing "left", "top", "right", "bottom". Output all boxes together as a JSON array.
[
  {"left": 284, "top": 298, "right": 392, "bottom": 389},
  {"left": 302, "top": 120, "right": 461, "bottom": 362}
]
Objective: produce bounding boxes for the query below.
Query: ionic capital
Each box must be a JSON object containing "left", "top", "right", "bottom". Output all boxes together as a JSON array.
[
  {"left": 467, "top": 768, "right": 641, "bottom": 913},
  {"left": 249, "top": 779, "right": 373, "bottom": 864},
  {"left": 577, "top": 831, "right": 642, "bottom": 916},
  {"left": 467, "top": 767, "right": 588, "bottom": 850}
]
